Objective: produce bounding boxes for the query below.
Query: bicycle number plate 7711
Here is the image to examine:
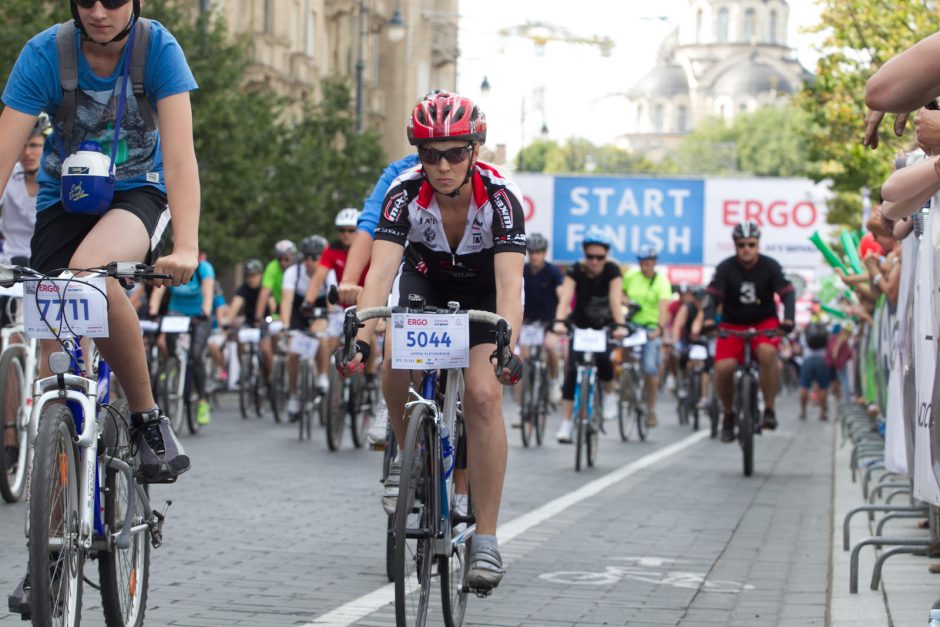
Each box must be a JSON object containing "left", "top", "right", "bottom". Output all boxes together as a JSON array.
[
  {"left": 23, "top": 276, "right": 108, "bottom": 339},
  {"left": 390, "top": 313, "right": 469, "bottom": 369}
]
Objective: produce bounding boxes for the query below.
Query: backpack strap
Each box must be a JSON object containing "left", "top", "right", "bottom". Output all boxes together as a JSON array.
[
  {"left": 55, "top": 18, "right": 156, "bottom": 139},
  {"left": 131, "top": 18, "right": 157, "bottom": 132},
  {"left": 55, "top": 21, "right": 79, "bottom": 139}
]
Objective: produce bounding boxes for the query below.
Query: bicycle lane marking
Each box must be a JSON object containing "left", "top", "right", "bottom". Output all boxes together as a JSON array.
[{"left": 305, "top": 429, "right": 710, "bottom": 626}]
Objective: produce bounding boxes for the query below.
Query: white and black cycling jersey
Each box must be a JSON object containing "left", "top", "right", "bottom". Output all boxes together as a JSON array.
[{"left": 374, "top": 162, "right": 527, "bottom": 292}]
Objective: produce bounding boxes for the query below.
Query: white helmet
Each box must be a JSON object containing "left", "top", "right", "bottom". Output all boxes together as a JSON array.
[{"left": 335, "top": 208, "right": 360, "bottom": 228}]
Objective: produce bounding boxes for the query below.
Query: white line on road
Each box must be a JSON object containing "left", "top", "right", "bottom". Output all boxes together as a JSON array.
[{"left": 306, "top": 429, "right": 709, "bottom": 626}]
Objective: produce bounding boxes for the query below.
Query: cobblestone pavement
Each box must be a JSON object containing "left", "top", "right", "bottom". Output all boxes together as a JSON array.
[{"left": 0, "top": 387, "right": 833, "bottom": 626}]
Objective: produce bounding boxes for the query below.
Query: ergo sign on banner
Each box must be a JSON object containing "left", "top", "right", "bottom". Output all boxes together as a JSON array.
[{"left": 514, "top": 173, "right": 828, "bottom": 270}]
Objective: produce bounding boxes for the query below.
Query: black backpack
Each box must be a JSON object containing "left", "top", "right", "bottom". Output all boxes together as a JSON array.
[{"left": 805, "top": 321, "right": 829, "bottom": 350}]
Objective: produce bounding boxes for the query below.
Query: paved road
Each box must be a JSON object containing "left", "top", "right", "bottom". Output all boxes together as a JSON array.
[{"left": 0, "top": 388, "right": 832, "bottom": 626}]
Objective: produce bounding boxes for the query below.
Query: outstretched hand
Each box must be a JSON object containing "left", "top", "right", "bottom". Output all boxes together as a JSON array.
[{"left": 863, "top": 109, "right": 910, "bottom": 149}]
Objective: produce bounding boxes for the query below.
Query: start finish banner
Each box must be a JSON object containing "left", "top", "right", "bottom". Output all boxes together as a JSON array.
[{"left": 513, "top": 173, "right": 830, "bottom": 269}]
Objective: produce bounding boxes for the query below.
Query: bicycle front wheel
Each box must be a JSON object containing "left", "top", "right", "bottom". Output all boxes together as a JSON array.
[
  {"left": 393, "top": 404, "right": 436, "bottom": 627},
  {"left": 238, "top": 352, "right": 252, "bottom": 419},
  {"left": 575, "top": 376, "right": 589, "bottom": 472},
  {"left": 98, "top": 401, "right": 151, "bottom": 627},
  {"left": 325, "top": 369, "right": 346, "bottom": 452},
  {"left": 440, "top": 534, "right": 471, "bottom": 627},
  {"left": 617, "top": 369, "right": 636, "bottom": 442},
  {"left": 163, "top": 357, "right": 185, "bottom": 435},
  {"left": 29, "top": 405, "right": 83, "bottom": 627},
  {"left": 535, "top": 367, "right": 549, "bottom": 446},
  {"left": 269, "top": 356, "right": 286, "bottom": 423},
  {"left": 519, "top": 362, "right": 535, "bottom": 448},
  {"left": 739, "top": 375, "right": 754, "bottom": 477},
  {"left": 0, "top": 349, "right": 29, "bottom": 502},
  {"left": 350, "top": 374, "right": 369, "bottom": 449}
]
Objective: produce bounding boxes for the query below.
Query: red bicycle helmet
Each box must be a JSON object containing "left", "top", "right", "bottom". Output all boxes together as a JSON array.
[{"left": 407, "top": 91, "right": 487, "bottom": 145}]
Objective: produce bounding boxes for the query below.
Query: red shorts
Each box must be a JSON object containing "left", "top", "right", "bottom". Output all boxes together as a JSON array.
[{"left": 714, "top": 317, "right": 781, "bottom": 363}]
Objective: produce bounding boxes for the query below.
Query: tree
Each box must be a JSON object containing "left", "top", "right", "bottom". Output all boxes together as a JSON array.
[
  {"left": 798, "top": 1, "right": 938, "bottom": 229},
  {"left": 673, "top": 106, "right": 813, "bottom": 178},
  {"left": 0, "top": 2, "right": 71, "bottom": 97},
  {"left": 515, "top": 137, "right": 663, "bottom": 175}
]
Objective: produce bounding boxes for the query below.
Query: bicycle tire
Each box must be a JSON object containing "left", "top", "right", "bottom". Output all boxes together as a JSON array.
[
  {"left": 325, "top": 369, "right": 346, "bottom": 452},
  {"left": 575, "top": 375, "right": 589, "bottom": 472},
  {"left": 29, "top": 404, "right": 83, "bottom": 627},
  {"left": 535, "top": 366, "right": 549, "bottom": 446},
  {"left": 163, "top": 357, "right": 185, "bottom": 435},
  {"left": 0, "top": 349, "right": 29, "bottom": 502},
  {"left": 298, "top": 360, "right": 310, "bottom": 441},
  {"left": 519, "top": 362, "right": 535, "bottom": 448},
  {"left": 677, "top": 388, "right": 689, "bottom": 426},
  {"left": 270, "top": 356, "right": 286, "bottom": 423},
  {"left": 739, "top": 374, "right": 754, "bottom": 477},
  {"left": 185, "top": 369, "right": 201, "bottom": 436},
  {"left": 393, "top": 404, "right": 435, "bottom": 626},
  {"left": 98, "top": 401, "right": 151, "bottom": 627},
  {"left": 350, "top": 376, "right": 370, "bottom": 449},
  {"left": 384, "top": 427, "right": 398, "bottom": 583},
  {"left": 440, "top": 530, "right": 471, "bottom": 627},
  {"left": 252, "top": 352, "right": 267, "bottom": 418},
  {"left": 690, "top": 373, "right": 701, "bottom": 432},
  {"left": 238, "top": 352, "right": 252, "bottom": 419},
  {"left": 586, "top": 386, "right": 598, "bottom": 468},
  {"left": 708, "top": 375, "right": 720, "bottom": 439}
]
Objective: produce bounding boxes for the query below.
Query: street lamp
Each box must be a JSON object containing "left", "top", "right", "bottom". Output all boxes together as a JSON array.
[{"left": 356, "top": 3, "right": 407, "bottom": 133}]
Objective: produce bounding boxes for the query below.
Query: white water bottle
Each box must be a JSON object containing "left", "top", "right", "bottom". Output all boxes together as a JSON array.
[{"left": 441, "top": 423, "right": 454, "bottom": 480}]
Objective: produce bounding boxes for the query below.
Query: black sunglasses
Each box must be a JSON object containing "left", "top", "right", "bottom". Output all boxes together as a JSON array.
[
  {"left": 74, "top": 0, "right": 132, "bottom": 8},
  {"left": 585, "top": 254, "right": 607, "bottom": 261},
  {"left": 418, "top": 145, "right": 473, "bottom": 166},
  {"left": 735, "top": 241, "right": 758, "bottom": 249},
  {"left": 338, "top": 228, "right": 356, "bottom": 234}
]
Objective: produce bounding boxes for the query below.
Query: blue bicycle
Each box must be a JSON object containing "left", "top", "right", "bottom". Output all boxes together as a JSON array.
[{"left": 7, "top": 262, "right": 172, "bottom": 627}]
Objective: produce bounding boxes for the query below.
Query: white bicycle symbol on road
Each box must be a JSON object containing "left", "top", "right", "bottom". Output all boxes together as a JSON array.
[{"left": 538, "top": 557, "right": 755, "bottom": 594}]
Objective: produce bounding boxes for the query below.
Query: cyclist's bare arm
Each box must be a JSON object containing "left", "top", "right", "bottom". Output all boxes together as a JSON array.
[
  {"left": 301, "top": 263, "right": 330, "bottom": 307},
  {"left": 881, "top": 155, "right": 940, "bottom": 206},
  {"left": 495, "top": 253, "right": 524, "bottom": 381},
  {"left": 280, "top": 289, "right": 295, "bottom": 329},
  {"left": 882, "top": 184, "right": 938, "bottom": 220},
  {"left": 867, "top": 32, "right": 940, "bottom": 114},
  {"left": 339, "top": 230, "right": 373, "bottom": 305},
  {"left": 148, "top": 285, "right": 166, "bottom": 317},
  {"left": 224, "top": 295, "right": 245, "bottom": 327},
  {"left": 553, "top": 276, "right": 576, "bottom": 333},
  {"left": 0, "top": 108, "right": 39, "bottom": 202},
  {"left": 607, "top": 276, "right": 627, "bottom": 339},
  {"left": 154, "top": 92, "right": 200, "bottom": 287},
  {"left": 671, "top": 304, "right": 689, "bottom": 342},
  {"left": 354, "top": 239, "right": 405, "bottom": 347}
]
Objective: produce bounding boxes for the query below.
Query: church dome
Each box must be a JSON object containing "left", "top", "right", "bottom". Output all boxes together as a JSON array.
[
  {"left": 629, "top": 63, "right": 689, "bottom": 98},
  {"left": 711, "top": 60, "right": 794, "bottom": 96}
]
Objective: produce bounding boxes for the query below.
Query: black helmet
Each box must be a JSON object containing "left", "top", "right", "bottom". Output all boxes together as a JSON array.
[
  {"left": 732, "top": 221, "right": 761, "bottom": 240},
  {"left": 301, "top": 235, "right": 328, "bottom": 258},
  {"left": 245, "top": 259, "right": 263, "bottom": 275},
  {"left": 526, "top": 233, "right": 548, "bottom": 253},
  {"left": 692, "top": 286, "right": 707, "bottom": 300}
]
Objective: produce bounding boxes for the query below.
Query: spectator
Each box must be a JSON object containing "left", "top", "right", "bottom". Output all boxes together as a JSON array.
[{"left": 826, "top": 322, "right": 855, "bottom": 404}]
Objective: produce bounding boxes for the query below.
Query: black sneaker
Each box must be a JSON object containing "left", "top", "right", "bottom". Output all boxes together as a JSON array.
[
  {"left": 762, "top": 408, "right": 778, "bottom": 431},
  {"left": 720, "top": 412, "right": 736, "bottom": 443},
  {"left": 8, "top": 573, "right": 31, "bottom": 619},
  {"left": 131, "top": 409, "right": 190, "bottom": 483}
]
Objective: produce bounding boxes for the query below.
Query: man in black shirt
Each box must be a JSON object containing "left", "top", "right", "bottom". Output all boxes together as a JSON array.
[
  {"left": 222, "top": 259, "right": 266, "bottom": 327},
  {"left": 552, "top": 228, "right": 627, "bottom": 443},
  {"left": 703, "top": 221, "right": 795, "bottom": 442}
]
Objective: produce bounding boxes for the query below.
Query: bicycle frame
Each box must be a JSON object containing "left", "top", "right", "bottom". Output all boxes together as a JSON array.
[
  {"left": 29, "top": 339, "right": 154, "bottom": 551},
  {"left": 572, "top": 354, "right": 598, "bottom": 428}
]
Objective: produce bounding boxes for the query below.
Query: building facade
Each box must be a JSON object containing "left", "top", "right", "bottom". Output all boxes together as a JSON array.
[
  {"left": 208, "top": 0, "right": 457, "bottom": 160},
  {"left": 620, "top": 0, "right": 811, "bottom": 159}
]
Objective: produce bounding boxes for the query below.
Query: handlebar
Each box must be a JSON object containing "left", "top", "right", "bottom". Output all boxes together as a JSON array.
[
  {"left": 0, "top": 262, "right": 171, "bottom": 288},
  {"left": 716, "top": 328, "right": 781, "bottom": 339},
  {"left": 340, "top": 303, "right": 512, "bottom": 376}
]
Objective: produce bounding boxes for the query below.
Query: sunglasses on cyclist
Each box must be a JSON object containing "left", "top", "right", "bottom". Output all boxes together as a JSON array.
[
  {"left": 417, "top": 145, "right": 473, "bottom": 166},
  {"left": 585, "top": 254, "right": 607, "bottom": 261},
  {"left": 338, "top": 228, "right": 356, "bottom": 234},
  {"left": 735, "top": 240, "right": 758, "bottom": 249},
  {"left": 73, "top": 0, "right": 132, "bottom": 8}
]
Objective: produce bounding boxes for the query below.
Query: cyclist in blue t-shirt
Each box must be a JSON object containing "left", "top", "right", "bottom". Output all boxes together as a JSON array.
[
  {"left": 0, "top": 1, "right": 198, "bottom": 484},
  {"left": 3, "top": 0, "right": 199, "bottom": 615},
  {"left": 522, "top": 233, "right": 563, "bottom": 402}
]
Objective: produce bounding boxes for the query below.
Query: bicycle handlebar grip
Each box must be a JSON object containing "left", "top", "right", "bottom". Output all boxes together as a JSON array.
[
  {"left": 341, "top": 308, "right": 360, "bottom": 364},
  {"left": 327, "top": 285, "right": 339, "bottom": 305},
  {"left": 494, "top": 319, "right": 510, "bottom": 373}
]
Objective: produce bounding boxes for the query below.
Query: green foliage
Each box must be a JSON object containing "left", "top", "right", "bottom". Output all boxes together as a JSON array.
[
  {"left": 0, "top": 2, "right": 71, "bottom": 97},
  {"left": 673, "top": 106, "right": 813, "bottom": 177},
  {"left": 515, "top": 137, "right": 662, "bottom": 175},
  {"left": 0, "top": 0, "right": 385, "bottom": 270},
  {"left": 798, "top": 0, "right": 940, "bottom": 228}
]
